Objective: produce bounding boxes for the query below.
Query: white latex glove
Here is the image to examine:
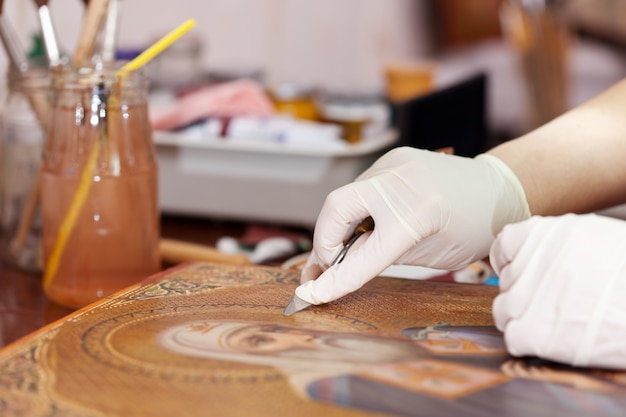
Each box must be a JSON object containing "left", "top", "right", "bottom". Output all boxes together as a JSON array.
[
  {"left": 491, "top": 213, "right": 626, "bottom": 369},
  {"left": 297, "top": 146, "right": 530, "bottom": 305}
]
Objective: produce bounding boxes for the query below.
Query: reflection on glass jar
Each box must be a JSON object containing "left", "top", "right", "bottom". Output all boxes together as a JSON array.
[
  {"left": 41, "top": 67, "right": 160, "bottom": 309},
  {"left": 0, "top": 68, "right": 49, "bottom": 272}
]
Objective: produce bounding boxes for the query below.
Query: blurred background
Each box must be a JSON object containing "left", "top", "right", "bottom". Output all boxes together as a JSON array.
[
  {"left": 1, "top": 0, "right": 625, "bottom": 140},
  {"left": 3, "top": 0, "right": 626, "bottom": 228}
]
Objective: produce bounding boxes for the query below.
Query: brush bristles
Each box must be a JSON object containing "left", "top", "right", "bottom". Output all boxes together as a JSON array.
[{"left": 34, "top": 0, "right": 49, "bottom": 8}]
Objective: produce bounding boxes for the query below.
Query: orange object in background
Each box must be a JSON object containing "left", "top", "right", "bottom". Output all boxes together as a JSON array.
[
  {"left": 267, "top": 83, "right": 319, "bottom": 121},
  {"left": 317, "top": 114, "right": 368, "bottom": 144},
  {"left": 434, "top": 0, "right": 503, "bottom": 50},
  {"left": 41, "top": 69, "right": 160, "bottom": 309},
  {"left": 500, "top": 0, "right": 570, "bottom": 129},
  {"left": 384, "top": 61, "right": 437, "bottom": 103}
]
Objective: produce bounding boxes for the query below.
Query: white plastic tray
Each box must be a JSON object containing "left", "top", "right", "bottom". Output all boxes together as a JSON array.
[{"left": 154, "top": 130, "right": 398, "bottom": 227}]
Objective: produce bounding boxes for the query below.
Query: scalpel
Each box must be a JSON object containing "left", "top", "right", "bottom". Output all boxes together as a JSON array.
[{"left": 282, "top": 216, "right": 374, "bottom": 316}]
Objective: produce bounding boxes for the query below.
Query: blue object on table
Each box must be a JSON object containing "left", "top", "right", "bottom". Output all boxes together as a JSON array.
[{"left": 483, "top": 274, "right": 500, "bottom": 286}]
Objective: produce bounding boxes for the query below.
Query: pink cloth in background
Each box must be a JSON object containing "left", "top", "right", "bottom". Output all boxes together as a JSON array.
[{"left": 150, "top": 79, "right": 275, "bottom": 131}]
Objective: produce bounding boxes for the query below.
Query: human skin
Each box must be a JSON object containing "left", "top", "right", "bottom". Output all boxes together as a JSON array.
[{"left": 488, "top": 78, "right": 626, "bottom": 216}]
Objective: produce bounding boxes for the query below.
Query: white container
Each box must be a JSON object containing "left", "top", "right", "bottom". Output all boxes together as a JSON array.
[{"left": 154, "top": 130, "right": 397, "bottom": 227}]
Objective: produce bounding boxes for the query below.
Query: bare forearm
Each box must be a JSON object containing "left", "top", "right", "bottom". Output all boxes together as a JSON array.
[{"left": 488, "top": 78, "right": 626, "bottom": 215}]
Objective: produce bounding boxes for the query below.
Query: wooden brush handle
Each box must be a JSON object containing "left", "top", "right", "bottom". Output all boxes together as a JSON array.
[
  {"left": 159, "top": 238, "right": 251, "bottom": 266},
  {"left": 9, "top": 80, "right": 50, "bottom": 256},
  {"left": 73, "top": 0, "right": 109, "bottom": 67},
  {"left": 10, "top": 168, "right": 42, "bottom": 257}
]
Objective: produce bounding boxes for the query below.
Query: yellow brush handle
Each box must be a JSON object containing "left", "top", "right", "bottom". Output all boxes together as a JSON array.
[
  {"left": 120, "top": 19, "right": 196, "bottom": 73},
  {"left": 43, "top": 140, "right": 101, "bottom": 289}
]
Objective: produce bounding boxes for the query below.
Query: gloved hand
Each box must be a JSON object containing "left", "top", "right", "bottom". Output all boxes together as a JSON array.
[
  {"left": 491, "top": 213, "right": 626, "bottom": 369},
  {"left": 296, "top": 146, "right": 530, "bottom": 305}
]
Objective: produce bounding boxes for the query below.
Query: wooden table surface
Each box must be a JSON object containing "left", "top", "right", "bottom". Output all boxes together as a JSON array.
[
  {"left": 5, "top": 216, "right": 626, "bottom": 417},
  {"left": 0, "top": 215, "right": 309, "bottom": 348}
]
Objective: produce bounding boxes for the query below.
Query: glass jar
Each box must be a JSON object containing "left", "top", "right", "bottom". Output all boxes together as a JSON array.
[
  {"left": 0, "top": 68, "right": 50, "bottom": 272},
  {"left": 40, "top": 67, "right": 160, "bottom": 308}
]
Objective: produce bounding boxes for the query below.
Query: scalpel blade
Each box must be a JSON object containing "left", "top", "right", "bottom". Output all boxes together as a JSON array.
[
  {"left": 282, "top": 216, "right": 375, "bottom": 316},
  {"left": 282, "top": 294, "right": 312, "bottom": 316}
]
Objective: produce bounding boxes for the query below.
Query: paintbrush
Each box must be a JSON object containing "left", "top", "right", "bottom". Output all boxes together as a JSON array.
[
  {"left": 160, "top": 238, "right": 250, "bottom": 266},
  {"left": 0, "top": 0, "right": 29, "bottom": 72},
  {"left": 1, "top": 1, "right": 52, "bottom": 260},
  {"left": 33, "top": 0, "right": 63, "bottom": 67},
  {"left": 0, "top": 0, "right": 50, "bottom": 145},
  {"left": 100, "top": 0, "right": 122, "bottom": 62},
  {"left": 73, "top": 0, "right": 110, "bottom": 68}
]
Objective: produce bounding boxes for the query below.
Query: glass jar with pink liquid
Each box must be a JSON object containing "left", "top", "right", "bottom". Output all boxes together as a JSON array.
[{"left": 41, "top": 67, "right": 160, "bottom": 309}]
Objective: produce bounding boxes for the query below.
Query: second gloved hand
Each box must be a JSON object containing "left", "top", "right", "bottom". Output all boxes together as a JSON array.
[
  {"left": 297, "top": 146, "right": 530, "bottom": 305},
  {"left": 491, "top": 213, "right": 626, "bottom": 369}
]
